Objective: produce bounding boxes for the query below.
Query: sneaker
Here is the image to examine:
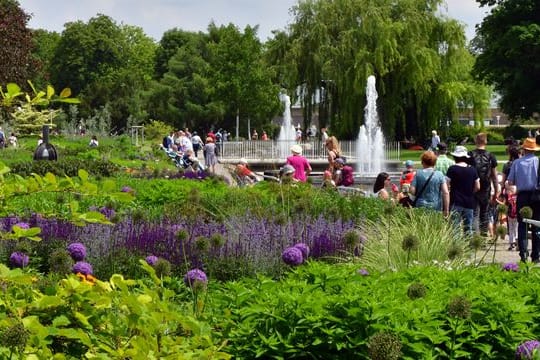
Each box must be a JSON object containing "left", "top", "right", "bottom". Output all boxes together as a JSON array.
[{"left": 508, "top": 244, "right": 516, "bottom": 251}]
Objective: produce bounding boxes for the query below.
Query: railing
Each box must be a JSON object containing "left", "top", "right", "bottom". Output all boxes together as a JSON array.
[{"left": 218, "top": 140, "right": 401, "bottom": 161}]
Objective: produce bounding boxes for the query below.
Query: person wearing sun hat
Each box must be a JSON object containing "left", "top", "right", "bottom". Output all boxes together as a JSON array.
[
  {"left": 507, "top": 137, "right": 540, "bottom": 262},
  {"left": 286, "top": 144, "right": 311, "bottom": 182},
  {"left": 446, "top": 145, "right": 480, "bottom": 235}
]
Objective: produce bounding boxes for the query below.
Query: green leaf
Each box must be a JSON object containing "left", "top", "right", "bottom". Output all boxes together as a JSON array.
[
  {"left": 52, "top": 315, "right": 71, "bottom": 327},
  {"left": 78, "top": 169, "right": 89, "bottom": 181},
  {"left": 59, "top": 87, "right": 72, "bottom": 98}
]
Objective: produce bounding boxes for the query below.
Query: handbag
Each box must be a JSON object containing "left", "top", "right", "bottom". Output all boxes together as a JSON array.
[{"left": 411, "top": 170, "right": 435, "bottom": 207}]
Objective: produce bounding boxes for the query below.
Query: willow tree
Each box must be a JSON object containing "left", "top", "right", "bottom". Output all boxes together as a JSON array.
[{"left": 269, "top": 0, "right": 489, "bottom": 140}]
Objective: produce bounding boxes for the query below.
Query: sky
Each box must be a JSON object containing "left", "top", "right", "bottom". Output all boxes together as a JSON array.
[{"left": 18, "top": 0, "right": 493, "bottom": 42}]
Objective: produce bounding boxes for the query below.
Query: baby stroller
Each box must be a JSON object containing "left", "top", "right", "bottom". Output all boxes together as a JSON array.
[{"left": 163, "top": 147, "right": 205, "bottom": 172}]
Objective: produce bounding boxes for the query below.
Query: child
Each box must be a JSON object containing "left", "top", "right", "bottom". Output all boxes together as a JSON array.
[
  {"left": 321, "top": 170, "right": 336, "bottom": 189},
  {"left": 506, "top": 185, "right": 518, "bottom": 250}
]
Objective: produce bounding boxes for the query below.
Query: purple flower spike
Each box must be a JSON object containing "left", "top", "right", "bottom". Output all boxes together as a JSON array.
[
  {"left": 293, "top": 243, "right": 310, "bottom": 261},
  {"left": 67, "top": 242, "right": 87, "bottom": 261},
  {"left": 99, "top": 207, "right": 116, "bottom": 220},
  {"left": 282, "top": 247, "right": 304, "bottom": 266},
  {"left": 357, "top": 268, "right": 369, "bottom": 276},
  {"left": 9, "top": 252, "right": 29, "bottom": 268},
  {"left": 516, "top": 340, "right": 540, "bottom": 359},
  {"left": 184, "top": 269, "right": 208, "bottom": 291},
  {"left": 145, "top": 255, "right": 159, "bottom": 266},
  {"left": 13, "top": 222, "right": 30, "bottom": 230},
  {"left": 72, "top": 261, "right": 93, "bottom": 275},
  {"left": 502, "top": 262, "right": 519, "bottom": 272}
]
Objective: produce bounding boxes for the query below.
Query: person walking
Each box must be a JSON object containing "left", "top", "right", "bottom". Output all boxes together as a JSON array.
[
  {"left": 191, "top": 131, "right": 203, "bottom": 157},
  {"left": 410, "top": 151, "right": 449, "bottom": 216},
  {"left": 286, "top": 144, "right": 312, "bottom": 182},
  {"left": 203, "top": 137, "right": 217, "bottom": 173},
  {"left": 469, "top": 133, "right": 499, "bottom": 236},
  {"left": 507, "top": 138, "right": 540, "bottom": 262},
  {"left": 434, "top": 143, "right": 454, "bottom": 175},
  {"left": 446, "top": 146, "right": 480, "bottom": 235},
  {"left": 430, "top": 130, "right": 440, "bottom": 151}
]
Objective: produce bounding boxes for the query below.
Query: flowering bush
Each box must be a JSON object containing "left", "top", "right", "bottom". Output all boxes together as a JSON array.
[
  {"left": 516, "top": 340, "right": 540, "bottom": 359},
  {"left": 145, "top": 255, "right": 159, "bottom": 266},
  {"left": 502, "top": 262, "right": 519, "bottom": 272},
  {"left": 9, "top": 252, "right": 29, "bottom": 268},
  {"left": 121, "top": 186, "right": 134, "bottom": 193},
  {"left": 357, "top": 268, "right": 369, "bottom": 276},
  {"left": 293, "top": 243, "right": 310, "bottom": 261},
  {"left": 13, "top": 222, "right": 30, "bottom": 230},
  {"left": 99, "top": 207, "right": 116, "bottom": 220},
  {"left": 72, "top": 261, "right": 93, "bottom": 275},
  {"left": 67, "top": 242, "right": 87, "bottom": 261},
  {"left": 184, "top": 269, "right": 208, "bottom": 291},
  {"left": 282, "top": 247, "right": 304, "bottom": 266}
]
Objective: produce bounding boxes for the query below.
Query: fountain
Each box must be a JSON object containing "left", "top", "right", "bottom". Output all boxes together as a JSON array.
[
  {"left": 277, "top": 94, "right": 297, "bottom": 158},
  {"left": 356, "top": 76, "right": 385, "bottom": 175}
]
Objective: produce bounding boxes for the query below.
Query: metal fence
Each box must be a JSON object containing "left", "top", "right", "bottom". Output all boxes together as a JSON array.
[{"left": 218, "top": 140, "right": 401, "bottom": 161}]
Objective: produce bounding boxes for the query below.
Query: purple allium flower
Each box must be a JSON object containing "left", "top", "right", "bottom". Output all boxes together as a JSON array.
[
  {"left": 99, "top": 207, "right": 116, "bottom": 220},
  {"left": 503, "top": 262, "right": 519, "bottom": 272},
  {"left": 72, "top": 261, "right": 93, "bottom": 275},
  {"left": 184, "top": 269, "right": 208, "bottom": 291},
  {"left": 145, "top": 255, "right": 159, "bottom": 266},
  {"left": 121, "top": 186, "right": 134, "bottom": 193},
  {"left": 357, "top": 268, "right": 369, "bottom": 276},
  {"left": 9, "top": 252, "right": 29, "bottom": 268},
  {"left": 293, "top": 243, "right": 310, "bottom": 261},
  {"left": 281, "top": 247, "right": 304, "bottom": 266},
  {"left": 67, "top": 242, "right": 87, "bottom": 261},
  {"left": 516, "top": 340, "right": 540, "bottom": 359},
  {"left": 13, "top": 222, "right": 30, "bottom": 230}
]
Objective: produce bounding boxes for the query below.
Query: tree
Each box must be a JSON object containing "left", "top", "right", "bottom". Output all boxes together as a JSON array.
[
  {"left": 30, "top": 29, "right": 61, "bottom": 89},
  {"left": 268, "top": 0, "right": 489, "bottom": 140},
  {"left": 48, "top": 15, "right": 156, "bottom": 131},
  {"left": 473, "top": 0, "right": 540, "bottom": 119},
  {"left": 147, "top": 24, "right": 280, "bottom": 135},
  {"left": 0, "top": 0, "right": 37, "bottom": 87},
  {"left": 207, "top": 23, "right": 280, "bottom": 136}
]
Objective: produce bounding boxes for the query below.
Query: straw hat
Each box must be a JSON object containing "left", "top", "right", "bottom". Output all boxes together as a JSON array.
[
  {"left": 290, "top": 144, "right": 302, "bottom": 154},
  {"left": 522, "top": 138, "right": 540, "bottom": 151}
]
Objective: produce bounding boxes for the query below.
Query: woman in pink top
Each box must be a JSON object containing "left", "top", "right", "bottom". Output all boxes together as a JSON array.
[{"left": 286, "top": 145, "right": 312, "bottom": 182}]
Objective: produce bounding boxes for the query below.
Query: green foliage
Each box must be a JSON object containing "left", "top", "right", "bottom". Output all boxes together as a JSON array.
[
  {"left": 211, "top": 262, "right": 540, "bottom": 358},
  {"left": 0, "top": 264, "right": 231, "bottom": 358},
  {"left": 360, "top": 208, "right": 470, "bottom": 271},
  {"left": 269, "top": 0, "right": 488, "bottom": 140},
  {"left": 144, "top": 120, "right": 174, "bottom": 141},
  {"left": 474, "top": 0, "right": 540, "bottom": 119},
  {"left": 504, "top": 122, "right": 530, "bottom": 141},
  {"left": 8, "top": 158, "right": 119, "bottom": 178}
]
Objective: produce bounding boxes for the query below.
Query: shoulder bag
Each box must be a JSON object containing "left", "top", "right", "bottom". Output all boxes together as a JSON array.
[{"left": 412, "top": 170, "right": 435, "bottom": 207}]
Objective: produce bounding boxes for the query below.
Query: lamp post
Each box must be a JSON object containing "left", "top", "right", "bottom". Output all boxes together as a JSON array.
[{"left": 33, "top": 125, "right": 57, "bottom": 161}]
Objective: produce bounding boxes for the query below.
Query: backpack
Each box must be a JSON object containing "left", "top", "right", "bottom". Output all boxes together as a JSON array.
[{"left": 471, "top": 150, "right": 492, "bottom": 189}]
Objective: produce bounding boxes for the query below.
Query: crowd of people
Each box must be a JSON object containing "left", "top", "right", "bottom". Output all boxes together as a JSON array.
[{"left": 379, "top": 131, "right": 540, "bottom": 263}]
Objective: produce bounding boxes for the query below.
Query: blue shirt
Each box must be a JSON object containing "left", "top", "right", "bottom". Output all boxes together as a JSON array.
[
  {"left": 508, "top": 154, "right": 539, "bottom": 192},
  {"left": 411, "top": 168, "right": 446, "bottom": 211}
]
